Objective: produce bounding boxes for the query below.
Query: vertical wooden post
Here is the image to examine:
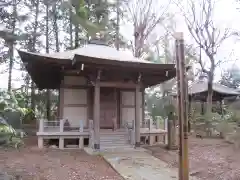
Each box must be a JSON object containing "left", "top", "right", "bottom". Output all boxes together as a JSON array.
[
  {"left": 135, "top": 84, "right": 141, "bottom": 147},
  {"left": 164, "top": 117, "right": 168, "bottom": 144},
  {"left": 60, "top": 119, "right": 64, "bottom": 132},
  {"left": 175, "top": 32, "right": 189, "bottom": 180},
  {"left": 89, "top": 119, "right": 94, "bottom": 148},
  {"left": 59, "top": 79, "right": 64, "bottom": 119},
  {"left": 39, "top": 119, "right": 44, "bottom": 132},
  {"left": 38, "top": 137, "right": 43, "bottom": 149},
  {"left": 142, "top": 90, "right": 145, "bottom": 128},
  {"left": 94, "top": 74, "right": 100, "bottom": 150}
]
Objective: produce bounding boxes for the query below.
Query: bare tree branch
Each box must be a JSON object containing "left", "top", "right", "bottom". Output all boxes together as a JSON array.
[
  {"left": 123, "top": 0, "right": 170, "bottom": 58},
  {"left": 174, "top": 0, "right": 239, "bottom": 113}
]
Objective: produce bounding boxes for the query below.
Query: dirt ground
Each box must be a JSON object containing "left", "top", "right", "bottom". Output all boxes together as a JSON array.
[
  {"left": 0, "top": 137, "right": 123, "bottom": 180},
  {"left": 146, "top": 137, "right": 240, "bottom": 180}
]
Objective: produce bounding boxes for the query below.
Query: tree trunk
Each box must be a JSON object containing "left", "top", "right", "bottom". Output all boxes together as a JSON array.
[
  {"left": 69, "top": 7, "right": 73, "bottom": 49},
  {"left": 45, "top": 1, "right": 51, "bottom": 120},
  {"left": 53, "top": 3, "right": 60, "bottom": 119},
  {"left": 7, "top": 0, "right": 17, "bottom": 92},
  {"left": 53, "top": 4, "right": 60, "bottom": 52},
  {"left": 115, "top": 0, "right": 120, "bottom": 50},
  {"left": 74, "top": 7, "right": 79, "bottom": 48},
  {"left": 7, "top": 42, "right": 14, "bottom": 92},
  {"left": 206, "top": 72, "right": 214, "bottom": 115},
  {"left": 30, "top": 0, "right": 40, "bottom": 111}
]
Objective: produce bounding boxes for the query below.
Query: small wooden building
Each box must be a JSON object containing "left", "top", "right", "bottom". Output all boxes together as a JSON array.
[
  {"left": 18, "top": 41, "right": 176, "bottom": 151},
  {"left": 188, "top": 81, "right": 240, "bottom": 102}
]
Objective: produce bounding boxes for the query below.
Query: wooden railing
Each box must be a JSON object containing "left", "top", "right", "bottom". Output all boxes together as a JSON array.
[
  {"left": 88, "top": 120, "right": 94, "bottom": 148},
  {"left": 38, "top": 119, "right": 84, "bottom": 133},
  {"left": 126, "top": 118, "right": 168, "bottom": 145}
]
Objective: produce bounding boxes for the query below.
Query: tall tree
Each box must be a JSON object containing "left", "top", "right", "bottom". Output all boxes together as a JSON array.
[
  {"left": 177, "top": 0, "right": 238, "bottom": 114},
  {"left": 18, "top": 0, "right": 42, "bottom": 109},
  {"left": 30, "top": 0, "right": 40, "bottom": 111},
  {"left": 0, "top": 0, "right": 28, "bottom": 91},
  {"left": 44, "top": 0, "right": 51, "bottom": 120},
  {"left": 123, "top": 0, "right": 170, "bottom": 58},
  {"left": 52, "top": 1, "right": 60, "bottom": 52},
  {"left": 61, "top": 0, "right": 107, "bottom": 40},
  {"left": 7, "top": 0, "right": 17, "bottom": 91},
  {"left": 220, "top": 66, "right": 240, "bottom": 89}
]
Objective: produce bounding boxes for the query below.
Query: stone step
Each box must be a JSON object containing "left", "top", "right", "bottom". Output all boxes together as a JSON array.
[
  {"left": 100, "top": 135, "right": 127, "bottom": 137},
  {"left": 100, "top": 139, "right": 128, "bottom": 142},
  {"left": 101, "top": 145, "right": 131, "bottom": 148},
  {"left": 100, "top": 141, "right": 128, "bottom": 144},
  {"left": 100, "top": 137, "right": 127, "bottom": 141},
  {"left": 100, "top": 145, "right": 134, "bottom": 150},
  {"left": 100, "top": 143, "right": 129, "bottom": 146},
  {"left": 99, "top": 146, "right": 139, "bottom": 153},
  {"left": 100, "top": 136, "right": 128, "bottom": 139},
  {"left": 100, "top": 138, "right": 127, "bottom": 141},
  {"left": 100, "top": 132, "right": 127, "bottom": 135},
  {"left": 100, "top": 139, "right": 127, "bottom": 141}
]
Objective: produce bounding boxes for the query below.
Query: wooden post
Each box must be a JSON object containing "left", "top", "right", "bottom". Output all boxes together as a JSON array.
[
  {"left": 135, "top": 84, "right": 141, "bottom": 147},
  {"left": 38, "top": 137, "right": 43, "bottom": 149},
  {"left": 175, "top": 32, "right": 189, "bottom": 180},
  {"left": 164, "top": 117, "right": 168, "bottom": 144},
  {"left": 39, "top": 119, "right": 44, "bottom": 132},
  {"left": 142, "top": 90, "right": 145, "bottom": 128},
  {"left": 59, "top": 81, "right": 64, "bottom": 119},
  {"left": 60, "top": 119, "right": 64, "bottom": 132},
  {"left": 94, "top": 72, "right": 101, "bottom": 150},
  {"left": 79, "top": 120, "right": 83, "bottom": 132},
  {"left": 59, "top": 137, "right": 64, "bottom": 149},
  {"left": 89, "top": 119, "right": 94, "bottom": 148},
  {"left": 167, "top": 112, "right": 177, "bottom": 150}
]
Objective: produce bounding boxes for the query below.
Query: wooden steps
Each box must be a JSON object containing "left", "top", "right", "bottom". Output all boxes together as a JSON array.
[{"left": 99, "top": 130, "right": 133, "bottom": 150}]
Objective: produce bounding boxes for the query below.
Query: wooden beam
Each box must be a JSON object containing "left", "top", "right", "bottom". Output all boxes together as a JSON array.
[
  {"left": 61, "top": 84, "right": 90, "bottom": 89},
  {"left": 59, "top": 80, "right": 64, "bottom": 119},
  {"left": 63, "top": 104, "right": 87, "bottom": 107},
  {"left": 93, "top": 79, "right": 100, "bottom": 150},
  {"left": 175, "top": 32, "right": 189, "bottom": 180},
  {"left": 135, "top": 84, "right": 141, "bottom": 147},
  {"left": 121, "top": 105, "right": 143, "bottom": 108},
  {"left": 137, "top": 73, "right": 142, "bottom": 83},
  {"left": 99, "top": 81, "right": 138, "bottom": 88},
  {"left": 97, "top": 69, "right": 101, "bottom": 80}
]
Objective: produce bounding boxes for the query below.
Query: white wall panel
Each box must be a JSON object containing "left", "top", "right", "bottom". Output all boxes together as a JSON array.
[
  {"left": 63, "top": 107, "right": 87, "bottom": 127},
  {"left": 63, "top": 89, "right": 87, "bottom": 105},
  {"left": 64, "top": 76, "right": 86, "bottom": 85},
  {"left": 121, "top": 91, "right": 135, "bottom": 106},
  {"left": 121, "top": 107, "right": 135, "bottom": 126}
]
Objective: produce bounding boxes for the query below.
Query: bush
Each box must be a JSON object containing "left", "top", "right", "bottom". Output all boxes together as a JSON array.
[{"left": 0, "top": 116, "right": 24, "bottom": 149}]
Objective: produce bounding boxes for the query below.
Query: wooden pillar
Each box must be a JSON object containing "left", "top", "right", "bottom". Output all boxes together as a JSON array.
[
  {"left": 220, "top": 99, "right": 223, "bottom": 116},
  {"left": 175, "top": 32, "right": 189, "bottom": 180},
  {"left": 142, "top": 89, "right": 145, "bottom": 128},
  {"left": 188, "top": 96, "right": 192, "bottom": 133},
  {"left": 39, "top": 119, "right": 44, "bottom": 132},
  {"left": 60, "top": 119, "right": 64, "bottom": 132},
  {"left": 201, "top": 101, "right": 204, "bottom": 115},
  {"left": 38, "top": 137, "right": 43, "bottom": 149},
  {"left": 59, "top": 79, "right": 64, "bottom": 119},
  {"left": 167, "top": 112, "right": 177, "bottom": 150},
  {"left": 93, "top": 80, "right": 100, "bottom": 150},
  {"left": 135, "top": 84, "right": 141, "bottom": 147}
]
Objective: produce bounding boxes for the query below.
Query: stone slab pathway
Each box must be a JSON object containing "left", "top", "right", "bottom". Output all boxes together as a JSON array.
[{"left": 103, "top": 149, "right": 198, "bottom": 180}]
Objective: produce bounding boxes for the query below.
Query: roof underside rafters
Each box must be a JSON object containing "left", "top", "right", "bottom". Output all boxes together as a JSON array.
[
  {"left": 18, "top": 44, "right": 177, "bottom": 90},
  {"left": 189, "top": 82, "right": 240, "bottom": 101}
]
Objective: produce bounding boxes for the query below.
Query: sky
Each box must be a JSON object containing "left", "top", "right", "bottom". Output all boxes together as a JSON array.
[{"left": 0, "top": 0, "right": 240, "bottom": 89}]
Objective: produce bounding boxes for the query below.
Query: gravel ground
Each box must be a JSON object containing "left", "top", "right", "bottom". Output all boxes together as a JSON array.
[
  {"left": 0, "top": 137, "right": 123, "bottom": 180},
  {"left": 146, "top": 137, "right": 240, "bottom": 180}
]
